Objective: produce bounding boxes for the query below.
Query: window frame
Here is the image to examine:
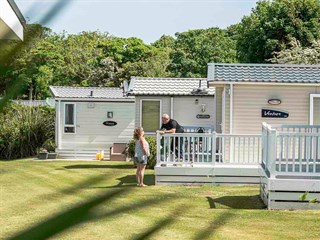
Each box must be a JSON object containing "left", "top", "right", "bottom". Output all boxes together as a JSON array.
[
  {"left": 63, "top": 102, "right": 76, "bottom": 134},
  {"left": 139, "top": 99, "right": 162, "bottom": 134},
  {"left": 310, "top": 94, "right": 320, "bottom": 125}
]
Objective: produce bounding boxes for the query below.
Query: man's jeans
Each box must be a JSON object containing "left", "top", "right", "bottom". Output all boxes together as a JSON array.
[
  {"left": 160, "top": 136, "right": 184, "bottom": 160},
  {"left": 171, "top": 136, "right": 184, "bottom": 159}
]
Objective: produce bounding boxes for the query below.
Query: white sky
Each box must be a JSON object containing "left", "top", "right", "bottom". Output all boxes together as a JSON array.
[{"left": 15, "top": 0, "right": 258, "bottom": 43}]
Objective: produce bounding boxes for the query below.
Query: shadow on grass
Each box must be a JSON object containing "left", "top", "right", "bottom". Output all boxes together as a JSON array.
[
  {"left": 8, "top": 186, "right": 179, "bottom": 240},
  {"left": 193, "top": 210, "right": 235, "bottom": 240},
  {"left": 207, "top": 195, "right": 265, "bottom": 209},
  {"left": 8, "top": 188, "right": 126, "bottom": 240},
  {"left": 64, "top": 163, "right": 134, "bottom": 169},
  {"left": 117, "top": 174, "right": 155, "bottom": 186},
  {"left": 132, "top": 205, "right": 187, "bottom": 240},
  {"left": 88, "top": 174, "right": 155, "bottom": 188}
]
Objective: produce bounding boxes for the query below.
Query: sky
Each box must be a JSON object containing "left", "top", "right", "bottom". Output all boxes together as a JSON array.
[{"left": 15, "top": 0, "right": 259, "bottom": 44}]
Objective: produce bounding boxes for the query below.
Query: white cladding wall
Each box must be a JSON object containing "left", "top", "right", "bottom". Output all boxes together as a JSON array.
[
  {"left": 134, "top": 96, "right": 215, "bottom": 131},
  {"left": 230, "top": 85, "right": 319, "bottom": 134},
  {"left": 172, "top": 96, "right": 215, "bottom": 128},
  {"left": 58, "top": 101, "right": 135, "bottom": 149}
]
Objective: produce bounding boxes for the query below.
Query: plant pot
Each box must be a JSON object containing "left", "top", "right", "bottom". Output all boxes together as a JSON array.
[
  {"left": 38, "top": 152, "right": 48, "bottom": 160},
  {"left": 48, "top": 152, "right": 57, "bottom": 159}
]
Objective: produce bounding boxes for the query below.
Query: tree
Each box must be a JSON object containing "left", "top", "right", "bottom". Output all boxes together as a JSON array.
[
  {"left": 152, "top": 35, "right": 175, "bottom": 49},
  {"left": 167, "top": 28, "right": 237, "bottom": 77},
  {"left": 99, "top": 37, "right": 157, "bottom": 85},
  {"left": 13, "top": 38, "right": 65, "bottom": 99},
  {"left": 270, "top": 38, "right": 320, "bottom": 64},
  {"left": 0, "top": 24, "right": 52, "bottom": 97},
  {"left": 56, "top": 31, "right": 109, "bottom": 87},
  {"left": 122, "top": 48, "right": 171, "bottom": 78},
  {"left": 237, "top": 0, "right": 320, "bottom": 63}
]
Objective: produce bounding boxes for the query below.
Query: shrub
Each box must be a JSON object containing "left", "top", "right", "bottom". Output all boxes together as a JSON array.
[
  {"left": 42, "top": 139, "right": 56, "bottom": 152},
  {"left": 126, "top": 136, "right": 157, "bottom": 169},
  {"left": 0, "top": 102, "right": 55, "bottom": 160}
]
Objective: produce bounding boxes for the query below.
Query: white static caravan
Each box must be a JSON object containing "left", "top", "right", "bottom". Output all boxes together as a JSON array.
[
  {"left": 207, "top": 63, "right": 320, "bottom": 134},
  {"left": 153, "top": 64, "right": 320, "bottom": 209},
  {"left": 50, "top": 86, "right": 135, "bottom": 159},
  {"left": 126, "top": 77, "right": 215, "bottom": 134},
  {"left": 207, "top": 63, "right": 320, "bottom": 210}
]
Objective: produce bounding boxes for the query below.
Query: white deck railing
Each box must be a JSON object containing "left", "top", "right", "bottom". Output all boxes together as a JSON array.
[
  {"left": 216, "top": 134, "right": 262, "bottom": 164},
  {"left": 262, "top": 123, "right": 320, "bottom": 177},
  {"left": 156, "top": 132, "right": 262, "bottom": 166}
]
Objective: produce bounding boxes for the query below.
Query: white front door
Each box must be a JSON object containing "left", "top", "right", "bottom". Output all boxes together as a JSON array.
[{"left": 310, "top": 94, "right": 320, "bottom": 125}]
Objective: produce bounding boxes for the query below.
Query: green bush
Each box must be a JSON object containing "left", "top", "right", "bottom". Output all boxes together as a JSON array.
[
  {"left": 42, "top": 139, "right": 56, "bottom": 152},
  {"left": 127, "top": 136, "right": 157, "bottom": 169},
  {"left": 0, "top": 102, "right": 55, "bottom": 160}
]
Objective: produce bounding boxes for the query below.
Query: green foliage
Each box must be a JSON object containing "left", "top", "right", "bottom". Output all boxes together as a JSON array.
[
  {"left": 299, "top": 192, "right": 308, "bottom": 201},
  {"left": 0, "top": 103, "right": 55, "bottom": 160},
  {"left": 168, "top": 28, "right": 237, "bottom": 77},
  {"left": 3, "top": 3, "right": 320, "bottom": 103},
  {"left": 122, "top": 49, "right": 171, "bottom": 78},
  {"left": 126, "top": 136, "right": 157, "bottom": 169},
  {"left": 270, "top": 38, "right": 320, "bottom": 64},
  {"left": 42, "top": 139, "right": 57, "bottom": 152},
  {"left": 152, "top": 35, "right": 176, "bottom": 49},
  {"left": 237, "top": 0, "right": 320, "bottom": 63},
  {"left": 299, "top": 192, "right": 319, "bottom": 204},
  {"left": 309, "top": 198, "right": 318, "bottom": 203},
  {"left": 0, "top": 24, "right": 52, "bottom": 102}
]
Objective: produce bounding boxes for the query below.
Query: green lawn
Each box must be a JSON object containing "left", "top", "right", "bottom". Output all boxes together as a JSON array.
[{"left": 1, "top": 160, "right": 319, "bottom": 240}]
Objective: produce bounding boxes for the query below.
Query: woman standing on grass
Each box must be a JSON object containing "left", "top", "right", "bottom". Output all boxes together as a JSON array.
[{"left": 134, "top": 127, "right": 150, "bottom": 187}]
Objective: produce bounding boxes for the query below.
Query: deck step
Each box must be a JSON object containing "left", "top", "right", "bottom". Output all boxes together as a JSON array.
[{"left": 155, "top": 164, "right": 261, "bottom": 185}]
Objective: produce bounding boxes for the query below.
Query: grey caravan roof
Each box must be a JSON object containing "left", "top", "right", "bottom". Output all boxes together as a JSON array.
[
  {"left": 49, "top": 86, "right": 134, "bottom": 100},
  {"left": 207, "top": 63, "right": 320, "bottom": 84},
  {"left": 127, "top": 77, "right": 215, "bottom": 96}
]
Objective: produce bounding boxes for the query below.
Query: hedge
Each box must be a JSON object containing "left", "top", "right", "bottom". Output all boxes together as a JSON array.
[{"left": 0, "top": 103, "right": 55, "bottom": 160}]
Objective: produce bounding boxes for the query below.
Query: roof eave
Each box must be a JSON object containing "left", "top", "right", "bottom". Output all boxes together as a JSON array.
[
  {"left": 209, "top": 62, "right": 320, "bottom": 68},
  {"left": 129, "top": 93, "right": 214, "bottom": 96},
  {"left": 52, "top": 97, "right": 135, "bottom": 102},
  {"left": 208, "top": 81, "right": 320, "bottom": 86}
]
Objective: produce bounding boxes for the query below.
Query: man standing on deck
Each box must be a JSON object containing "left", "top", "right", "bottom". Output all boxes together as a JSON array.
[{"left": 158, "top": 114, "right": 184, "bottom": 159}]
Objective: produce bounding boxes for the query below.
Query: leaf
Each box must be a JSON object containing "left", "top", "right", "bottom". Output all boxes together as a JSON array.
[
  {"left": 309, "top": 199, "right": 318, "bottom": 204},
  {"left": 299, "top": 192, "right": 308, "bottom": 201}
]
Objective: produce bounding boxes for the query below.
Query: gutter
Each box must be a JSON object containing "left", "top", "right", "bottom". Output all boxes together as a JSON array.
[
  {"left": 7, "top": 0, "right": 26, "bottom": 26},
  {"left": 207, "top": 81, "right": 320, "bottom": 87}
]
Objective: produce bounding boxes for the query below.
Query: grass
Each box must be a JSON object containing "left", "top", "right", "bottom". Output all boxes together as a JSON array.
[{"left": 0, "top": 160, "right": 319, "bottom": 240}]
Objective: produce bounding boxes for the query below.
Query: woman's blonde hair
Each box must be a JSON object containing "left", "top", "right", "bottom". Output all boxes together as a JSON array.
[{"left": 134, "top": 127, "right": 144, "bottom": 140}]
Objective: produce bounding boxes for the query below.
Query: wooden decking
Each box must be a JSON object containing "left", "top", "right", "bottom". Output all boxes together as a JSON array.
[
  {"left": 155, "top": 164, "right": 260, "bottom": 185},
  {"left": 155, "top": 123, "right": 320, "bottom": 210},
  {"left": 260, "top": 171, "right": 320, "bottom": 210}
]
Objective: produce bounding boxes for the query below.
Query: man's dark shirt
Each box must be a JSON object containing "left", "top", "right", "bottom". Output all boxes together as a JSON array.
[{"left": 161, "top": 119, "right": 184, "bottom": 133}]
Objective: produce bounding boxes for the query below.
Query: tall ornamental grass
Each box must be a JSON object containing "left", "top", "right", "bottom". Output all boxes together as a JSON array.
[{"left": 0, "top": 103, "right": 54, "bottom": 160}]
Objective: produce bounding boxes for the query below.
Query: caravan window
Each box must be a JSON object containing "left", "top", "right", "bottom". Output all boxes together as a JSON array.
[
  {"left": 141, "top": 100, "right": 161, "bottom": 133},
  {"left": 64, "top": 103, "right": 76, "bottom": 133}
]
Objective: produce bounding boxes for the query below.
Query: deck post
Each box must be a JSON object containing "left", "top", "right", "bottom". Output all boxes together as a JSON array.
[
  {"left": 269, "top": 128, "right": 277, "bottom": 178},
  {"left": 156, "top": 131, "right": 161, "bottom": 165},
  {"left": 261, "top": 122, "right": 268, "bottom": 171},
  {"left": 212, "top": 132, "right": 216, "bottom": 165}
]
